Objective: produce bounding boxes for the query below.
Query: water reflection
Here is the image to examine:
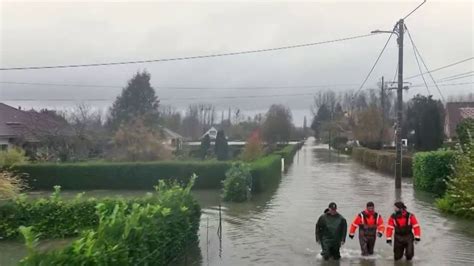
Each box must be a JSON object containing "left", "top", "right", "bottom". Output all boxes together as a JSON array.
[{"left": 193, "top": 140, "right": 474, "bottom": 265}]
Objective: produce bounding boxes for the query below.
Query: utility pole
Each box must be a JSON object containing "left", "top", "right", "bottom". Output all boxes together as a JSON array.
[
  {"left": 380, "top": 76, "right": 385, "bottom": 146},
  {"left": 395, "top": 19, "right": 404, "bottom": 189}
]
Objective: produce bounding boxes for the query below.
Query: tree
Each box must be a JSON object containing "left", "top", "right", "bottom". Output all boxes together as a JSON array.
[
  {"left": 110, "top": 117, "right": 171, "bottom": 161},
  {"left": 0, "top": 171, "right": 25, "bottom": 200},
  {"left": 241, "top": 130, "right": 264, "bottom": 161},
  {"left": 107, "top": 71, "right": 160, "bottom": 130},
  {"left": 311, "top": 104, "right": 331, "bottom": 139},
  {"left": 200, "top": 134, "right": 211, "bottom": 159},
  {"left": 456, "top": 118, "right": 474, "bottom": 151},
  {"left": 262, "top": 104, "right": 293, "bottom": 144},
  {"left": 214, "top": 130, "right": 228, "bottom": 161},
  {"left": 353, "top": 106, "right": 384, "bottom": 149},
  {"left": 404, "top": 95, "right": 444, "bottom": 151}
]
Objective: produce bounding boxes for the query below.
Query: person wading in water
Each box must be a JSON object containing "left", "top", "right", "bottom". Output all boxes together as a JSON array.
[
  {"left": 386, "top": 201, "right": 421, "bottom": 261},
  {"left": 348, "top": 202, "right": 384, "bottom": 256},
  {"left": 315, "top": 202, "right": 347, "bottom": 261}
]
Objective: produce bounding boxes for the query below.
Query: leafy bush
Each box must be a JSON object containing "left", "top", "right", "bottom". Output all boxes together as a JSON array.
[
  {"left": 436, "top": 141, "right": 474, "bottom": 218},
  {"left": 413, "top": 150, "right": 456, "bottom": 195},
  {"left": 241, "top": 130, "right": 264, "bottom": 162},
  {"left": 110, "top": 117, "right": 172, "bottom": 161},
  {"left": 0, "top": 147, "right": 28, "bottom": 168},
  {"left": 352, "top": 147, "right": 412, "bottom": 177},
  {"left": 0, "top": 171, "right": 26, "bottom": 200},
  {"left": 222, "top": 163, "right": 252, "bottom": 202},
  {"left": 456, "top": 118, "right": 474, "bottom": 152},
  {"left": 19, "top": 177, "right": 200, "bottom": 265}
]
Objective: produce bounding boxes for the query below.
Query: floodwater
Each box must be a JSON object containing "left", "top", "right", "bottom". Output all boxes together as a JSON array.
[
  {"left": 191, "top": 140, "right": 474, "bottom": 266},
  {"left": 1, "top": 139, "right": 474, "bottom": 265}
]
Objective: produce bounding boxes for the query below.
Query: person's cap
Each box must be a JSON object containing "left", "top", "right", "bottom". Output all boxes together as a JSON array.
[
  {"left": 328, "top": 202, "right": 337, "bottom": 210},
  {"left": 394, "top": 201, "right": 406, "bottom": 209},
  {"left": 366, "top": 201, "right": 375, "bottom": 207}
]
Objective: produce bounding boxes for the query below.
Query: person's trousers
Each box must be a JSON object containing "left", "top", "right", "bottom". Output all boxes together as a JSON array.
[
  {"left": 359, "top": 231, "right": 376, "bottom": 256},
  {"left": 394, "top": 234, "right": 414, "bottom": 260},
  {"left": 321, "top": 240, "right": 341, "bottom": 260}
]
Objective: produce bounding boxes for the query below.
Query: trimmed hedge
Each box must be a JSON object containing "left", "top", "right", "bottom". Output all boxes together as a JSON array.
[
  {"left": 352, "top": 147, "right": 412, "bottom": 177},
  {"left": 13, "top": 161, "right": 232, "bottom": 190},
  {"left": 251, "top": 155, "right": 282, "bottom": 193},
  {"left": 12, "top": 144, "right": 303, "bottom": 191},
  {"left": 413, "top": 150, "right": 456, "bottom": 196}
]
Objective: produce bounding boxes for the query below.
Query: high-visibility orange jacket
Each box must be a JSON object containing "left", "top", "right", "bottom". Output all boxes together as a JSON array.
[
  {"left": 386, "top": 210, "right": 421, "bottom": 240},
  {"left": 349, "top": 210, "right": 384, "bottom": 237}
]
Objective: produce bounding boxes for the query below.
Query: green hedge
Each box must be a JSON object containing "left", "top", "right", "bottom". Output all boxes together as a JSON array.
[
  {"left": 12, "top": 144, "right": 302, "bottom": 192},
  {"left": 352, "top": 147, "right": 412, "bottom": 177},
  {"left": 13, "top": 161, "right": 232, "bottom": 190},
  {"left": 0, "top": 184, "right": 200, "bottom": 242},
  {"left": 17, "top": 181, "right": 201, "bottom": 265},
  {"left": 413, "top": 150, "right": 456, "bottom": 196},
  {"left": 250, "top": 155, "right": 282, "bottom": 193}
]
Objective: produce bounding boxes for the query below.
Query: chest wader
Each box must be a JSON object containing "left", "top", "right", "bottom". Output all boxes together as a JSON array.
[
  {"left": 320, "top": 215, "right": 343, "bottom": 261},
  {"left": 359, "top": 212, "right": 378, "bottom": 256},
  {"left": 393, "top": 212, "right": 414, "bottom": 261}
]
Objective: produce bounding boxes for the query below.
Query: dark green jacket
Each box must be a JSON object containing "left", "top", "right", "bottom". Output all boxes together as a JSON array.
[{"left": 315, "top": 212, "right": 347, "bottom": 244}]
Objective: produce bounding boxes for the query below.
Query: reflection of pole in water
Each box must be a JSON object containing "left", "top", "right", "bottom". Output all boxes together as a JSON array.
[
  {"left": 217, "top": 204, "right": 223, "bottom": 258},
  {"left": 206, "top": 217, "right": 209, "bottom": 266}
]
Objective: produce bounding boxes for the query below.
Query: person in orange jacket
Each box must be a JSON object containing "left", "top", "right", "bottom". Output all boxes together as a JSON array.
[
  {"left": 386, "top": 201, "right": 421, "bottom": 261},
  {"left": 348, "top": 202, "right": 384, "bottom": 256}
]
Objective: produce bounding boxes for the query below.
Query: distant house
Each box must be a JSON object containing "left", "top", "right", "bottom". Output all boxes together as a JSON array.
[
  {"left": 158, "top": 126, "right": 185, "bottom": 150},
  {"left": 444, "top": 102, "right": 474, "bottom": 140},
  {"left": 0, "top": 103, "right": 70, "bottom": 151},
  {"left": 200, "top": 126, "right": 218, "bottom": 140}
]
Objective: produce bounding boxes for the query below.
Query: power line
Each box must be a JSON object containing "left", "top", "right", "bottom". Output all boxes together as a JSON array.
[
  {"left": 0, "top": 81, "right": 359, "bottom": 90},
  {"left": 354, "top": 26, "right": 396, "bottom": 96},
  {"left": 1, "top": 92, "right": 317, "bottom": 102},
  {"left": 406, "top": 26, "right": 445, "bottom": 102},
  {"left": 438, "top": 73, "right": 474, "bottom": 82},
  {"left": 438, "top": 70, "right": 474, "bottom": 81},
  {"left": 407, "top": 27, "right": 431, "bottom": 95},
  {"left": 405, "top": 57, "right": 474, "bottom": 80},
  {"left": 0, "top": 33, "right": 379, "bottom": 71},
  {"left": 411, "top": 81, "right": 474, "bottom": 88},
  {"left": 403, "top": 0, "right": 427, "bottom": 20}
]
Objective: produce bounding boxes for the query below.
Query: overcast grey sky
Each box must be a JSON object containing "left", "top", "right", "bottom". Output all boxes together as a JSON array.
[{"left": 0, "top": 0, "right": 472, "bottom": 124}]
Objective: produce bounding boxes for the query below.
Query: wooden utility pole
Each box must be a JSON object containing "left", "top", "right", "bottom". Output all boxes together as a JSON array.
[
  {"left": 380, "top": 76, "right": 385, "bottom": 146},
  {"left": 395, "top": 19, "right": 404, "bottom": 189}
]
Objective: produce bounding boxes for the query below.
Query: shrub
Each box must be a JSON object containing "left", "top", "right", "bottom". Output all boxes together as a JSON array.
[
  {"left": 413, "top": 150, "right": 456, "bottom": 195},
  {"left": 241, "top": 130, "right": 264, "bottom": 162},
  {"left": 352, "top": 147, "right": 412, "bottom": 177},
  {"left": 0, "top": 147, "right": 28, "bottom": 168},
  {"left": 110, "top": 117, "right": 172, "bottom": 162},
  {"left": 19, "top": 178, "right": 200, "bottom": 265},
  {"left": 436, "top": 141, "right": 474, "bottom": 218},
  {"left": 222, "top": 163, "right": 252, "bottom": 202},
  {"left": 456, "top": 118, "right": 474, "bottom": 152},
  {"left": 0, "top": 171, "right": 26, "bottom": 200},
  {"left": 200, "top": 134, "right": 211, "bottom": 159}
]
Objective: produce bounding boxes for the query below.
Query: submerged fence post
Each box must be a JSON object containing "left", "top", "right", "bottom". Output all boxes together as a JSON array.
[{"left": 281, "top": 158, "right": 285, "bottom": 172}]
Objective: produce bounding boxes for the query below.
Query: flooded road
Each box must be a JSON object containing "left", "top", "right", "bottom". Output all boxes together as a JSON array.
[
  {"left": 194, "top": 140, "right": 474, "bottom": 266},
  {"left": 1, "top": 140, "right": 473, "bottom": 265}
]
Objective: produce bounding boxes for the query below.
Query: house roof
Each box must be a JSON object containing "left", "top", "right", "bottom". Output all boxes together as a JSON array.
[
  {"left": 200, "top": 126, "right": 218, "bottom": 139},
  {"left": 445, "top": 102, "right": 474, "bottom": 138},
  {"left": 158, "top": 126, "right": 184, "bottom": 140},
  {"left": 0, "top": 103, "right": 71, "bottom": 141}
]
